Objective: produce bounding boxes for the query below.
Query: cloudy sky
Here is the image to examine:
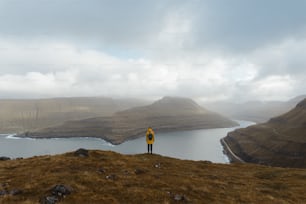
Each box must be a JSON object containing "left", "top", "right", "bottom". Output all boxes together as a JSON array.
[{"left": 0, "top": 0, "right": 305, "bottom": 102}]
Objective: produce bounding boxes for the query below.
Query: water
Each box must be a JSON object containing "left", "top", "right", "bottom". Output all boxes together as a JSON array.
[{"left": 0, "top": 120, "right": 254, "bottom": 163}]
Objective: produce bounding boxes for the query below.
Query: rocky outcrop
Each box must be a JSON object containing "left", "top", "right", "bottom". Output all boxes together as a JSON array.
[
  {"left": 74, "top": 148, "right": 89, "bottom": 157},
  {"left": 0, "top": 157, "right": 10, "bottom": 161},
  {"left": 40, "top": 184, "right": 73, "bottom": 204}
]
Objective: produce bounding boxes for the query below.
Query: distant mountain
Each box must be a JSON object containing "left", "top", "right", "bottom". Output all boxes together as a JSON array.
[
  {"left": 204, "top": 95, "right": 306, "bottom": 123},
  {"left": 116, "top": 96, "right": 209, "bottom": 117},
  {"left": 222, "top": 97, "right": 306, "bottom": 168},
  {"left": 23, "top": 97, "right": 238, "bottom": 144},
  {"left": 0, "top": 97, "right": 150, "bottom": 133}
]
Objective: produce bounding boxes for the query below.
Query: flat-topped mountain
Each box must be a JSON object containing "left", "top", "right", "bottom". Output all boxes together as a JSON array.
[
  {"left": 23, "top": 97, "right": 238, "bottom": 144},
  {"left": 222, "top": 98, "right": 306, "bottom": 168},
  {"left": 0, "top": 97, "right": 149, "bottom": 133}
]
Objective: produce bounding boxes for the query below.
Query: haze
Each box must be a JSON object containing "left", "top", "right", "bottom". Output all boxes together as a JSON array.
[{"left": 0, "top": 0, "right": 305, "bottom": 102}]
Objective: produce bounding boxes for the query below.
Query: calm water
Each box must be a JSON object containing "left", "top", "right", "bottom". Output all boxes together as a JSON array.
[{"left": 0, "top": 120, "right": 254, "bottom": 163}]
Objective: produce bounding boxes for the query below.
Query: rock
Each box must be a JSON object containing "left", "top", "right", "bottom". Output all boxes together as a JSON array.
[
  {"left": 0, "top": 189, "right": 22, "bottom": 196},
  {"left": 40, "top": 195, "right": 58, "bottom": 204},
  {"left": 40, "top": 185, "right": 72, "bottom": 204},
  {"left": 154, "top": 163, "right": 161, "bottom": 168},
  {"left": 0, "top": 157, "right": 10, "bottom": 161},
  {"left": 174, "top": 194, "right": 185, "bottom": 201},
  {"left": 0, "top": 190, "right": 8, "bottom": 196},
  {"left": 10, "top": 189, "right": 22, "bottom": 195},
  {"left": 97, "top": 168, "right": 106, "bottom": 174},
  {"left": 51, "top": 184, "right": 72, "bottom": 197},
  {"left": 106, "top": 174, "right": 117, "bottom": 180},
  {"left": 74, "top": 148, "right": 89, "bottom": 157},
  {"left": 134, "top": 168, "right": 146, "bottom": 175},
  {"left": 167, "top": 192, "right": 188, "bottom": 202}
]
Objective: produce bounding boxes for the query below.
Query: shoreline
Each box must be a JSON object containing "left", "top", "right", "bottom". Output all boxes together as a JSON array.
[
  {"left": 1, "top": 120, "right": 254, "bottom": 162},
  {"left": 220, "top": 138, "right": 245, "bottom": 163},
  {"left": 14, "top": 122, "right": 241, "bottom": 146}
]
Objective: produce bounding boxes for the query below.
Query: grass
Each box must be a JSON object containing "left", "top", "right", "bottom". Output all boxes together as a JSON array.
[
  {"left": 1, "top": 150, "right": 306, "bottom": 203},
  {"left": 223, "top": 99, "right": 306, "bottom": 168}
]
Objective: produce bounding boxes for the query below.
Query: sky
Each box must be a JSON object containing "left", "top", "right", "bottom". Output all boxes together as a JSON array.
[{"left": 0, "top": 0, "right": 306, "bottom": 102}]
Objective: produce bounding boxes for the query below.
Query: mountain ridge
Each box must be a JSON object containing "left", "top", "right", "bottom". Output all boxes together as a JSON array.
[
  {"left": 222, "top": 98, "right": 306, "bottom": 168},
  {"left": 21, "top": 97, "right": 238, "bottom": 144},
  {"left": 0, "top": 97, "right": 150, "bottom": 133}
]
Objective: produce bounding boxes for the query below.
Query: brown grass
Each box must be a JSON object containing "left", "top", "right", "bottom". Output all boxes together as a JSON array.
[{"left": 1, "top": 150, "right": 306, "bottom": 203}]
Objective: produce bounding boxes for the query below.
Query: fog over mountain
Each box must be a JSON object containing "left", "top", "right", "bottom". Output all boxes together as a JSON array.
[
  {"left": 0, "top": 97, "right": 150, "bottom": 133},
  {"left": 0, "top": 1, "right": 306, "bottom": 101},
  {"left": 223, "top": 97, "right": 306, "bottom": 168},
  {"left": 22, "top": 97, "right": 237, "bottom": 144},
  {"left": 204, "top": 95, "right": 306, "bottom": 123}
]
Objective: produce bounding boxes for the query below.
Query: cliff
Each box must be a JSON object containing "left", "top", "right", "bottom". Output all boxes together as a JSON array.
[
  {"left": 0, "top": 97, "right": 149, "bottom": 133},
  {"left": 222, "top": 98, "right": 306, "bottom": 168}
]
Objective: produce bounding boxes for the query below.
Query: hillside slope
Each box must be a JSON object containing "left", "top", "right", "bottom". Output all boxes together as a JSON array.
[
  {"left": 1, "top": 150, "right": 306, "bottom": 203},
  {"left": 0, "top": 97, "right": 149, "bottom": 134},
  {"left": 222, "top": 98, "right": 306, "bottom": 168},
  {"left": 23, "top": 97, "right": 238, "bottom": 144}
]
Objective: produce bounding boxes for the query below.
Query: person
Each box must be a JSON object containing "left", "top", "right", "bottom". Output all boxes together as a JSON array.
[{"left": 146, "top": 127, "right": 155, "bottom": 154}]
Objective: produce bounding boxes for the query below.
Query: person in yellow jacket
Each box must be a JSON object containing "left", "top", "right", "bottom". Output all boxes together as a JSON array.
[{"left": 146, "top": 127, "right": 155, "bottom": 154}]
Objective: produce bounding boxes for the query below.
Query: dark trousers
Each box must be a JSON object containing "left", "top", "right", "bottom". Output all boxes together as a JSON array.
[{"left": 147, "top": 144, "right": 153, "bottom": 154}]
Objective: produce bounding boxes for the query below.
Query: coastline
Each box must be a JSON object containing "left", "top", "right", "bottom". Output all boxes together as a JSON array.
[
  {"left": 15, "top": 122, "right": 240, "bottom": 146},
  {"left": 220, "top": 138, "right": 245, "bottom": 163},
  {"left": 1, "top": 120, "right": 254, "bottom": 161}
]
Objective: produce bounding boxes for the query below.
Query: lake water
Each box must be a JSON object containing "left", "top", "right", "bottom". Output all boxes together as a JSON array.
[{"left": 0, "top": 120, "right": 254, "bottom": 163}]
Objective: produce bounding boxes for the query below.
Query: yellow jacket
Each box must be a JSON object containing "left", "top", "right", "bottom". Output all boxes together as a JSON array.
[{"left": 146, "top": 128, "right": 155, "bottom": 144}]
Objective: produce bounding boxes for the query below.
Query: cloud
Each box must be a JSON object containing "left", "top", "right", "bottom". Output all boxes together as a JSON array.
[
  {"left": 0, "top": 70, "right": 77, "bottom": 98},
  {"left": 190, "top": 0, "right": 306, "bottom": 52},
  {"left": 0, "top": 0, "right": 173, "bottom": 52},
  {"left": 250, "top": 38, "right": 306, "bottom": 78},
  {"left": 0, "top": 1, "right": 305, "bottom": 101}
]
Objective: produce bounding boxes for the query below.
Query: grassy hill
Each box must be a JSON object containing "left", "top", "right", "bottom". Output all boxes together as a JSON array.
[
  {"left": 0, "top": 97, "right": 149, "bottom": 134},
  {"left": 222, "top": 98, "right": 306, "bottom": 168},
  {"left": 1, "top": 150, "right": 306, "bottom": 203},
  {"left": 23, "top": 97, "right": 238, "bottom": 144}
]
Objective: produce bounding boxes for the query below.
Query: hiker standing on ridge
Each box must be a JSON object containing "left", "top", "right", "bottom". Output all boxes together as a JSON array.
[{"left": 146, "top": 127, "right": 155, "bottom": 154}]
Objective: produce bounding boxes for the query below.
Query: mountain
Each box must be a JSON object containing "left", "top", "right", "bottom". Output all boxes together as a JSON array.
[
  {"left": 1, "top": 149, "right": 306, "bottom": 203},
  {"left": 222, "top": 98, "right": 306, "bottom": 168},
  {"left": 204, "top": 95, "right": 306, "bottom": 123},
  {"left": 23, "top": 97, "right": 238, "bottom": 144},
  {"left": 0, "top": 97, "right": 149, "bottom": 133}
]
